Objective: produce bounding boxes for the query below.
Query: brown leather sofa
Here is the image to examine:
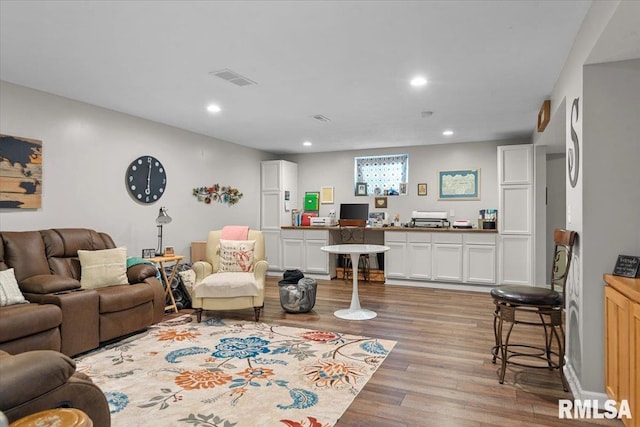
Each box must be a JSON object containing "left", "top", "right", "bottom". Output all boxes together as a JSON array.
[
  {"left": 0, "top": 349, "right": 111, "bottom": 427},
  {"left": 0, "top": 228, "right": 166, "bottom": 357}
]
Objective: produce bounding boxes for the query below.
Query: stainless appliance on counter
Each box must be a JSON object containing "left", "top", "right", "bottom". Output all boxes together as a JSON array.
[{"left": 409, "top": 211, "right": 450, "bottom": 228}]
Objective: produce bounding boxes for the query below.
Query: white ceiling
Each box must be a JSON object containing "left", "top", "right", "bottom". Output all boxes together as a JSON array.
[{"left": 0, "top": 1, "right": 594, "bottom": 154}]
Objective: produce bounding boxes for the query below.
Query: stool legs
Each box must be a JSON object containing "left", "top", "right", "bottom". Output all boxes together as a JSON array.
[{"left": 492, "top": 303, "right": 568, "bottom": 391}]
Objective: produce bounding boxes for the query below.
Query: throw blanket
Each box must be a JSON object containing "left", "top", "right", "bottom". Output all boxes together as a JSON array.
[{"left": 220, "top": 225, "right": 249, "bottom": 240}]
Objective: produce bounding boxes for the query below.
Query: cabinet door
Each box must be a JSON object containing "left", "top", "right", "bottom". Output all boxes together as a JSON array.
[
  {"left": 408, "top": 242, "right": 431, "bottom": 279},
  {"left": 262, "top": 230, "right": 282, "bottom": 271},
  {"left": 604, "top": 286, "right": 630, "bottom": 406},
  {"left": 305, "top": 239, "right": 328, "bottom": 274},
  {"left": 261, "top": 192, "right": 281, "bottom": 229},
  {"left": 261, "top": 161, "right": 281, "bottom": 191},
  {"left": 464, "top": 244, "right": 496, "bottom": 284},
  {"left": 499, "top": 235, "right": 532, "bottom": 285},
  {"left": 498, "top": 144, "right": 533, "bottom": 185},
  {"left": 432, "top": 244, "right": 462, "bottom": 282},
  {"left": 282, "top": 238, "right": 304, "bottom": 270},
  {"left": 500, "top": 185, "right": 532, "bottom": 234},
  {"left": 385, "top": 241, "right": 407, "bottom": 279}
]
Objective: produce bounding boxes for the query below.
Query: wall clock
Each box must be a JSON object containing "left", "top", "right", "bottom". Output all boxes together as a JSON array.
[{"left": 126, "top": 155, "right": 166, "bottom": 204}]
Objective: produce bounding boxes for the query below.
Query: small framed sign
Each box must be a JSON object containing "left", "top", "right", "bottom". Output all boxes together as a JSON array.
[
  {"left": 142, "top": 248, "right": 155, "bottom": 258},
  {"left": 163, "top": 246, "right": 175, "bottom": 256},
  {"left": 612, "top": 255, "right": 640, "bottom": 278}
]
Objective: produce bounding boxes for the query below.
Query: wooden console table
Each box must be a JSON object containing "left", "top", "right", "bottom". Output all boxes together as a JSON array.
[{"left": 148, "top": 255, "right": 185, "bottom": 313}]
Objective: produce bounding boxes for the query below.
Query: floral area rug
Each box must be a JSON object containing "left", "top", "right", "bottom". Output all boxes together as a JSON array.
[{"left": 76, "top": 316, "right": 396, "bottom": 427}]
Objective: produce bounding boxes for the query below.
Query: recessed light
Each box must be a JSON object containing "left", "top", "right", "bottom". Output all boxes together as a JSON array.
[
  {"left": 410, "top": 76, "right": 427, "bottom": 87},
  {"left": 443, "top": 130, "right": 454, "bottom": 136},
  {"left": 206, "top": 104, "right": 221, "bottom": 113},
  {"left": 303, "top": 141, "right": 312, "bottom": 147}
]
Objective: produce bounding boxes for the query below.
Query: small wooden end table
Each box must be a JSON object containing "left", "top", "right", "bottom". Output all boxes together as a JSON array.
[
  {"left": 10, "top": 408, "right": 92, "bottom": 427},
  {"left": 148, "top": 254, "right": 185, "bottom": 313}
]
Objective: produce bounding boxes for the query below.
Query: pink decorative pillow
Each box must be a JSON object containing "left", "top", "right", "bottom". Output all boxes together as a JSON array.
[{"left": 218, "top": 240, "right": 255, "bottom": 272}]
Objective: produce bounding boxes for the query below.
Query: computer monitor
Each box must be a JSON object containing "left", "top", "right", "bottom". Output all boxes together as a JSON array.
[{"left": 339, "top": 203, "right": 369, "bottom": 220}]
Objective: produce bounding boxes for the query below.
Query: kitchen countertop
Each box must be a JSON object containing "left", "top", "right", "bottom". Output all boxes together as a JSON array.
[{"left": 281, "top": 226, "right": 497, "bottom": 233}]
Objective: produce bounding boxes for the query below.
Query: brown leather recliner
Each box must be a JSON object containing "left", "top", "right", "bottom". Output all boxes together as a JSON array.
[
  {"left": 0, "top": 228, "right": 166, "bottom": 357},
  {"left": 0, "top": 349, "right": 111, "bottom": 427}
]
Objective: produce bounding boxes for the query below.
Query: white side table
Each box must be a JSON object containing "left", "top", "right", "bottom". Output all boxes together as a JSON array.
[{"left": 321, "top": 244, "right": 389, "bottom": 320}]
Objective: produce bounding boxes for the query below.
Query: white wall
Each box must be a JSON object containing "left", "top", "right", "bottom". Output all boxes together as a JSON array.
[
  {"left": 0, "top": 81, "right": 274, "bottom": 260},
  {"left": 285, "top": 139, "right": 525, "bottom": 226},
  {"left": 538, "top": 0, "right": 640, "bottom": 399}
]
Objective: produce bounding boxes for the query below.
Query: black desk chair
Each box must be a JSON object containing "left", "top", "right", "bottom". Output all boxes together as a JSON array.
[
  {"left": 491, "top": 228, "right": 576, "bottom": 391},
  {"left": 338, "top": 219, "right": 370, "bottom": 282}
]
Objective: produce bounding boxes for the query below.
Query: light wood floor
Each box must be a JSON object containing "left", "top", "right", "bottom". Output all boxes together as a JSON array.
[{"left": 169, "top": 277, "right": 622, "bottom": 427}]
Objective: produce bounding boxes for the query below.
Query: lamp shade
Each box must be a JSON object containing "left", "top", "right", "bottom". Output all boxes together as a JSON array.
[{"left": 156, "top": 207, "right": 172, "bottom": 225}]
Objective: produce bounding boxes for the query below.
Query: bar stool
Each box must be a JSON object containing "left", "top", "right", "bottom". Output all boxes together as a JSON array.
[
  {"left": 338, "top": 219, "right": 370, "bottom": 282},
  {"left": 9, "top": 408, "right": 92, "bottom": 427},
  {"left": 490, "top": 229, "right": 576, "bottom": 390}
]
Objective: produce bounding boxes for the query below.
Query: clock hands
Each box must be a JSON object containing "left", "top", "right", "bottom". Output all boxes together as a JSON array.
[{"left": 145, "top": 158, "right": 152, "bottom": 195}]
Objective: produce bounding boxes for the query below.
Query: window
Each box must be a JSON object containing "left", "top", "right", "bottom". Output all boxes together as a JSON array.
[{"left": 354, "top": 154, "right": 408, "bottom": 196}]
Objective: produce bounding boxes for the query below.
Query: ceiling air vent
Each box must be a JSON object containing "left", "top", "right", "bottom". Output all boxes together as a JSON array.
[
  {"left": 312, "top": 115, "right": 331, "bottom": 122},
  {"left": 209, "top": 69, "right": 257, "bottom": 87}
]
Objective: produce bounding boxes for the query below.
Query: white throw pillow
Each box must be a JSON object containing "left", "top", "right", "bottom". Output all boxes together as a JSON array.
[
  {"left": 218, "top": 240, "right": 255, "bottom": 272},
  {"left": 78, "top": 247, "right": 128, "bottom": 289},
  {"left": 0, "top": 268, "right": 28, "bottom": 306}
]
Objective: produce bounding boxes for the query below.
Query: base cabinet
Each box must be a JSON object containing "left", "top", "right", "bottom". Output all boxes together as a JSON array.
[
  {"left": 385, "top": 231, "right": 495, "bottom": 285},
  {"left": 604, "top": 274, "right": 639, "bottom": 427},
  {"left": 281, "top": 229, "right": 329, "bottom": 274}
]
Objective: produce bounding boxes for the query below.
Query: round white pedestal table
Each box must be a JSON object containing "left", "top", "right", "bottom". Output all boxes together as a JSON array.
[{"left": 320, "top": 244, "right": 390, "bottom": 320}]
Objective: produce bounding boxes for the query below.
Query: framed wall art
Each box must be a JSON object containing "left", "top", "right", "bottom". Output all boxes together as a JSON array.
[
  {"left": 320, "top": 186, "right": 334, "bottom": 204},
  {"left": 438, "top": 169, "right": 480, "bottom": 200},
  {"left": 0, "top": 134, "right": 43, "bottom": 209},
  {"left": 417, "top": 183, "right": 427, "bottom": 196},
  {"left": 355, "top": 182, "right": 368, "bottom": 196}
]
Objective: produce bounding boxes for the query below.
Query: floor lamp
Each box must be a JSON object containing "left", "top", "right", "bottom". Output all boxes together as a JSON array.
[{"left": 155, "top": 206, "right": 172, "bottom": 256}]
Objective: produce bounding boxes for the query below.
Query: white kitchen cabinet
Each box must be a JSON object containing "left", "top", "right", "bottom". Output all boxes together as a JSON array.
[
  {"left": 498, "top": 145, "right": 533, "bottom": 286},
  {"left": 433, "top": 244, "right": 463, "bottom": 282},
  {"left": 499, "top": 234, "right": 532, "bottom": 285},
  {"left": 261, "top": 160, "right": 297, "bottom": 271},
  {"left": 384, "top": 232, "right": 407, "bottom": 279},
  {"left": 407, "top": 232, "right": 432, "bottom": 280},
  {"left": 463, "top": 234, "right": 497, "bottom": 284},
  {"left": 281, "top": 229, "right": 330, "bottom": 274}
]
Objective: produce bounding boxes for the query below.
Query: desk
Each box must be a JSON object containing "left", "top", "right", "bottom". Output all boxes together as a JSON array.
[
  {"left": 321, "top": 244, "right": 389, "bottom": 320},
  {"left": 148, "top": 255, "right": 185, "bottom": 313}
]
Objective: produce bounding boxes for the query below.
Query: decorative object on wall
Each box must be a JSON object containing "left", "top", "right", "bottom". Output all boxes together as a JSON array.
[
  {"left": 537, "top": 99, "right": 551, "bottom": 132},
  {"left": 192, "top": 184, "right": 243, "bottom": 206},
  {"left": 0, "top": 133, "right": 42, "bottom": 209},
  {"left": 568, "top": 97, "right": 580, "bottom": 188},
  {"left": 375, "top": 197, "right": 387, "bottom": 209},
  {"left": 438, "top": 169, "right": 480, "bottom": 200},
  {"left": 155, "top": 206, "right": 173, "bottom": 256},
  {"left": 355, "top": 182, "right": 368, "bottom": 196},
  {"left": 399, "top": 182, "right": 407, "bottom": 195},
  {"left": 417, "top": 183, "right": 427, "bottom": 196},
  {"left": 320, "top": 186, "right": 334, "bottom": 204},
  {"left": 304, "top": 192, "right": 320, "bottom": 211},
  {"left": 126, "top": 155, "right": 167, "bottom": 204}
]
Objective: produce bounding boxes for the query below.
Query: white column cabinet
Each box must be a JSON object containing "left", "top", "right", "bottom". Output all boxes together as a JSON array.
[
  {"left": 261, "top": 160, "right": 297, "bottom": 272},
  {"left": 498, "top": 145, "right": 534, "bottom": 285}
]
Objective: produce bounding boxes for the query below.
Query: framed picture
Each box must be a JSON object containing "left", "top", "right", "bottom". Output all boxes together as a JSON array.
[
  {"left": 355, "top": 182, "right": 368, "bottom": 196},
  {"left": 438, "top": 169, "right": 480, "bottom": 200},
  {"left": 320, "top": 186, "right": 334, "bottom": 204},
  {"left": 141, "top": 248, "right": 155, "bottom": 258},
  {"left": 399, "top": 182, "right": 407, "bottom": 195},
  {"left": 163, "top": 246, "right": 175, "bottom": 256},
  {"left": 374, "top": 197, "right": 387, "bottom": 209},
  {"left": 304, "top": 192, "right": 320, "bottom": 211},
  {"left": 417, "top": 183, "right": 427, "bottom": 196}
]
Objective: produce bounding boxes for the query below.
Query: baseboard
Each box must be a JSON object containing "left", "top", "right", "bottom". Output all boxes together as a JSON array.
[
  {"left": 564, "top": 361, "right": 610, "bottom": 401},
  {"left": 384, "top": 279, "right": 493, "bottom": 293}
]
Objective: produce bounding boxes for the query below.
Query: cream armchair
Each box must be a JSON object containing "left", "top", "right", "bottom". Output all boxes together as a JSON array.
[{"left": 190, "top": 229, "right": 268, "bottom": 322}]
